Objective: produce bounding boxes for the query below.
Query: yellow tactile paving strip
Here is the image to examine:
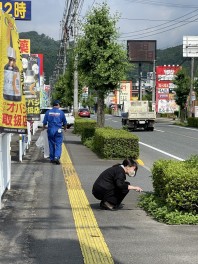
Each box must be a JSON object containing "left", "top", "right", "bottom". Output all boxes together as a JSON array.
[{"left": 61, "top": 144, "right": 114, "bottom": 264}]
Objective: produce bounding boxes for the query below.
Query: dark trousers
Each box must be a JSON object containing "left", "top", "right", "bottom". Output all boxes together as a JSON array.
[{"left": 92, "top": 184, "right": 129, "bottom": 206}]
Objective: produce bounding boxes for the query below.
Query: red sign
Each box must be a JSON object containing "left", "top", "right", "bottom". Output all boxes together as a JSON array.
[{"left": 155, "top": 65, "right": 181, "bottom": 113}]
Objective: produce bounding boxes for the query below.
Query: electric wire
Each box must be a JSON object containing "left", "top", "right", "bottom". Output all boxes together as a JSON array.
[
  {"left": 123, "top": 0, "right": 198, "bottom": 9},
  {"left": 120, "top": 8, "right": 198, "bottom": 36}
]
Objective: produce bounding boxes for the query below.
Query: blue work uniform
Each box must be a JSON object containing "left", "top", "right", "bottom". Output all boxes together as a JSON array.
[{"left": 43, "top": 108, "right": 67, "bottom": 161}]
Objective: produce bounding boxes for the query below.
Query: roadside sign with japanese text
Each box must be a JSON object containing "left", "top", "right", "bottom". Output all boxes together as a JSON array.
[
  {"left": 0, "top": 10, "right": 27, "bottom": 133},
  {"left": 19, "top": 39, "right": 30, "bottom": 54},
  {"left": 0, "top": 1, "right": 31, "bottom": 20}
]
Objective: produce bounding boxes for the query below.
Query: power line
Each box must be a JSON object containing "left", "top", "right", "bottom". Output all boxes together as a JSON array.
[
  {"left": 119, "top": 16, "right": 198, "bottom": 40},
  {"left": 120, "top": 8, "right": 198, "bottom": 36},
  {"left": 123, "top": 0, "right": 198, "bottom": 9}
]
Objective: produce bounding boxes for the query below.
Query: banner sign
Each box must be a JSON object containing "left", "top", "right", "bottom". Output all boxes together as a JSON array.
[
  {"left": 32, "top": 53, "right": 44, "bottom": 76},
  {"left": 0, "top": 1, "right": 31, "bottom": 20},
  {"left": 19, "top": 39, "right": 30, "bottom": 54},
  {"left": 155, "top": 65, "right": 181, "bottom": 113},
  {"left": 0, "top": 10, "right": 27, "bottom": 133},
  {"left": 21, "top": 54, "right": 41, "bottom": 121},
  {"left": 40, "top": 85, "right": 50, "bottom": 108},
  {"left": 26, "top": 96, "right": 40, "bottom": 121}
]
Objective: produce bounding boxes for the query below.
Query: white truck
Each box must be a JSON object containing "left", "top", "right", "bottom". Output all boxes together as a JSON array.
[{"left": 121, "top": 101, "right": 156, "bottom": 131}]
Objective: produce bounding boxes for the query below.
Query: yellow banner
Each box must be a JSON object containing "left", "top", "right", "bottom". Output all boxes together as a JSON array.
[{"left": 0, "top": 10, "right": 27, "bottom": 133}]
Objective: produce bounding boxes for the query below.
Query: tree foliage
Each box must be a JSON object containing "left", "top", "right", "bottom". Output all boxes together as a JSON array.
[
  {"left": 52, "top": 48, "right": 75, "bottom": 107},
  {"left": 76, "top": 3, "right": 131, "bottom": 127},
  {"left": 173, "top": 69, "right": 190, "bottom": 121}
]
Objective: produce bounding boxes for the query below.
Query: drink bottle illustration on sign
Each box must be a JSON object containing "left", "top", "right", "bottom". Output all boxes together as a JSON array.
[
  {"left": 23, "top": 66, "right": 37, "bottom": 98},
  {"left": 3, "top": 47, "right": 21, "bottom": 101},
  {"left": 3, "top": 17, "right": 21, "bottom": 101}
]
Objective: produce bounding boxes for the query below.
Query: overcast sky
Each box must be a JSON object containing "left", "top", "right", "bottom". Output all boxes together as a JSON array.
[{"left": 16, "top": 0, "right": 198, "bottom": 49}]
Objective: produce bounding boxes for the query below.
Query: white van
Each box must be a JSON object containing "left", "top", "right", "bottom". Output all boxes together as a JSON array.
[{"left": 37, "top": 107, "right": 75, "bottom": 128}]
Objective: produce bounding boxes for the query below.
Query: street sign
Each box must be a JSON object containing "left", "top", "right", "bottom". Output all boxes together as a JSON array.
[{"left": 183, "top": 36, "right": 198, "bottom": 57}]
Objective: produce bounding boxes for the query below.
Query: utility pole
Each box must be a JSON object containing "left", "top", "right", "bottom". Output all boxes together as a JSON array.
[
  {"left": 138, "top": 62, "right": 142, "bottom": 100},
  {"left": 152, "top": 59, "right": 156, "bottom": 108},
  {"left": 190, "top": 57, "right": 194, "bottom": 117},
  {"left": 73, "top": 0, "right": 79, "bottom": 117}
]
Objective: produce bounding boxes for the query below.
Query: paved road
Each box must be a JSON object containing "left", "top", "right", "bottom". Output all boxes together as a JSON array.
[{"left": 0, "top": 124, "right": 197, "bottom": 264}]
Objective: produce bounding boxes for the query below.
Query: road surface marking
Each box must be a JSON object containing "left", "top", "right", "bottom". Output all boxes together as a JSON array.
[
  {"left": 154, "top": 129, "right": 164, "bottom": 132},
  {"left": 136, "top": 159, "right": 144, "bottom": 166},
  {"left": 139, "top": 142, "right": 185, "bottom": 161},
  {"left": 61, "top": 144, "right": 114, "bottom": 264},
  {"left": 168, "top": 125, "right": 198, "bottom": 131}
]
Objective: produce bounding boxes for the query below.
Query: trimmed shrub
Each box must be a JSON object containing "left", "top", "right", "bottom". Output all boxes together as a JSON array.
[
  {"left": 187, "top": 117, "right": 198, "bottom": 127},
  {"left": 151, "top": 156, "right": 198, "bottom": 213},
  {"left": 81, "top": 127, "right": 95, "bottom": 144},
  {"left": 93, "top": 127, "right": 139, "bottom": 159},
  {"left": 73, "top": 118, "right": 97, "bottom": 135}
]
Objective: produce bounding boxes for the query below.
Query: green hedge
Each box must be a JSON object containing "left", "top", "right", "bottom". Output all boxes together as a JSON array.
[
  {"left": 187, "top": 117, "right": 198, "bottom": 127},
  {"left": 81, "top": 127, "right": 95, "bottom": 144},
  {"left": 152, "top": 156, "right": 198, "bottom": 213},
  {"left": 73, "top": 118, "right": 97, "bottom": 135},
  {"left": 93, "top": 127, "right": 139, "bottom": 159}
]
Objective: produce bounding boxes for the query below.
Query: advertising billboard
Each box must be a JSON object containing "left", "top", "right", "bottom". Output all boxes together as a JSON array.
[
  {"left": 156, "top": 65, "right": 181, "bottom": 113},
  {"left": 0, "top": 10, "right": 27, "bottom": 133},
  {"left": 21, "top": 54, "right": 41, "bottom": 121},
  {"left": 114, "top": 81, "right": 132, "bottom": 104},
  {"left": 127, "top": 40, "right": 156, "bottom": 63}
]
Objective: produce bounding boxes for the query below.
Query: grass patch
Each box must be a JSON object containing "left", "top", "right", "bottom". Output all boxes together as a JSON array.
[{"left": 139, "top": 193, "right": 198, "bottom": 225}]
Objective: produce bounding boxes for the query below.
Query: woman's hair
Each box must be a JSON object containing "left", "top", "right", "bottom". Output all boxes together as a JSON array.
[
  {"left": 113, "top": 158, "right": 138, "bottom": 172},
  {"left": 122, "top": 158, "right": 138, "bottom": 169}
]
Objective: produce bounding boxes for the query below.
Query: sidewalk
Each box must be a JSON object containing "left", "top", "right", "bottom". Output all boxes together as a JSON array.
[{"left": 0, "top": 128, "right": 197, "bottom": 264}]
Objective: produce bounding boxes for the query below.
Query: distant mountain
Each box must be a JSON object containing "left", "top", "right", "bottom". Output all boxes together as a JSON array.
[
  {"left": 19, "top": 31, "right": 198, "bottom": 84},
  {"left": 157, "top": 45, "right": 195, "bottom": 75},
  {"left": 19, "top": 31, "right": 59, "bottom": 83}
]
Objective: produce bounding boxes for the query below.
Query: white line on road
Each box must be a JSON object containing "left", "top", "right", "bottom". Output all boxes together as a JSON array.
[
  {"left": 154, "top": 129, "right": 164, "bottom": 132},
  {"left": 139, "top": 142, "right": 185, "bottom": 161},
  {"left": 168, "top": 125, "right": 198, "bottom": 131}
]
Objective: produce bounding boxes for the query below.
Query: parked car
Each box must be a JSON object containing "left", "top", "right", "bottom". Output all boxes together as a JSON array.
[
  {"left": 78, "top": 108, "right": 91, "bottom": 118},
  {"left": 37, "top": 107, "right": 75, "bottom": 128}
]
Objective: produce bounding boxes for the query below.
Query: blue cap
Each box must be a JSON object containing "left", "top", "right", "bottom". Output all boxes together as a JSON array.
[{"left": 53, "top": 100, "right": 60, "bottom": 106}]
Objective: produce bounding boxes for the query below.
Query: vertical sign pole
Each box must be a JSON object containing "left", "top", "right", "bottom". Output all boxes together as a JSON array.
[
  {"left": 190, "top": 57, "right": 194, "bottom": 117},
  {"left": 138, "top": 62, "right": 142, "bottom": 100}
]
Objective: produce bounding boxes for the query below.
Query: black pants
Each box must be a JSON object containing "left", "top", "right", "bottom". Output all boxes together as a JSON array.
[{"left": 92, "top": 184, "right": 129, "bottom": 206}]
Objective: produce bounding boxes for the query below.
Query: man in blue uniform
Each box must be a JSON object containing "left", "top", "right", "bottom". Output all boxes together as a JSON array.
[{"left": 43, "top": 100, "right": 67, "bottom": 164}]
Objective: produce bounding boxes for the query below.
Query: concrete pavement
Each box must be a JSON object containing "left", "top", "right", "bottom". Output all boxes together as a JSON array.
[{"left": 0, "top": 128, "right": 197, "bottom": 264}]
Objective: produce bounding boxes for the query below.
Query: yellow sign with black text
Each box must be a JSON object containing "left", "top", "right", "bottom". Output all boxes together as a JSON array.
[{"left": 0, "top": 10, "right": 27, "bottom": 133}]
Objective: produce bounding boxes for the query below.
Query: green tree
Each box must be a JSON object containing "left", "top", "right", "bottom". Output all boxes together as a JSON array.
[
  {"left": 53, "top": 48, "right": 78, "bottom": 107},
  {"left": 76, "top": 3, "right": 131, "bottom": 127},
  {"left": 173, "top": 69, "right": 190, "bottom": 122}
]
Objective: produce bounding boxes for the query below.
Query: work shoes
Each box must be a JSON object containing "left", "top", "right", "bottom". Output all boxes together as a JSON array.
[
  {"left": 54, "top": 158, "right": 60, "bottom": 165},
  {"left": 100, "top": 201, "right": 115, "bottom": 211},
  {"left": 100, "top": 201, "right": 124, "bottom": 210},
  {"left": 50, "top": 159, "right": 60, "bottom": 165}
]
